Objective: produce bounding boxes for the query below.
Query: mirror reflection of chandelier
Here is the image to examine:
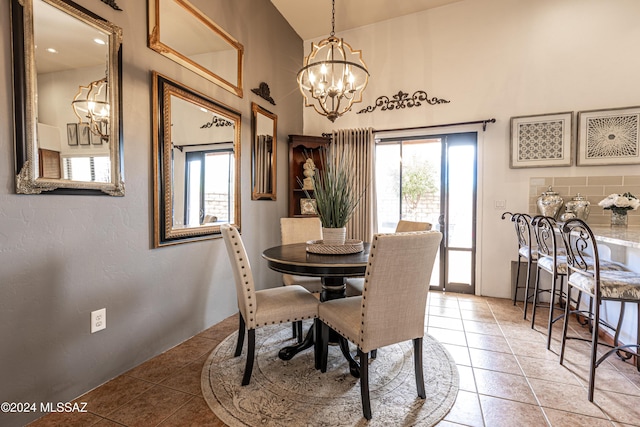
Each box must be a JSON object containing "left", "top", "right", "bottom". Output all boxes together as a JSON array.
[
  {"left": 71, "top": 77, "right": 110, "bottom": 139},
  {"left": 297, "top": 0, "right": 369, "bottom": 122}
]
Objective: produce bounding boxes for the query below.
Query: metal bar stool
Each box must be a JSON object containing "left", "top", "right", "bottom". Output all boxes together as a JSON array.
[
  {"left": 531, "top": 215, "right": 589, "bottom": 349},
  {"left": 559, "top": 218, "right": 640, "bottom": 401},
  {"left": 502, "top": 212, "right": 537, "bottom": 319}
]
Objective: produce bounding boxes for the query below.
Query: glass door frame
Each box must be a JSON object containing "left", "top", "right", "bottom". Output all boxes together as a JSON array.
[
  {"left": 438, "top": 132, "right": 477, "bottom": 294},
  {"left": 374, "top": 130, "right": 478, "bottom": 294}
]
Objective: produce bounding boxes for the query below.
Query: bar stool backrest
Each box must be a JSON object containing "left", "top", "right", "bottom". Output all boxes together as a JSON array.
[
  {"left": 532, "top": 215, "right": 561, "bottom": 260},
  {"left": 513, "top": 213, "right": 535, "bottom": 258},
  {"left": 559, "top": 218, "right": 600, "bottom": 299}
]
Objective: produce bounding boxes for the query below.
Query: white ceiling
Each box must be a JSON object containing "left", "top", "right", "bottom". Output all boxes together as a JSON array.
[{"left": 271, "top": 0, "right": 463, "bottom": 40}]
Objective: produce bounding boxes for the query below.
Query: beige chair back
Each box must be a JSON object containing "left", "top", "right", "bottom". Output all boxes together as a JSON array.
[
  {"left": 280, "top": 217, "right": 323, "bottom": 244},
  {"left": 395, "top": 220, "right": 432, "bottom": 232},
  {"left": 360, "top": 231, "right": 442, "bottom": 352},
  {"left": 221, "top": 224, "right": 258, "bottom": 329}
]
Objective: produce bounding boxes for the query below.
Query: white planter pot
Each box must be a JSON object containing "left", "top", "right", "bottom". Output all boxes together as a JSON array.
[{"left": 322, "top": 227, "right": 346, "bottom": 245}]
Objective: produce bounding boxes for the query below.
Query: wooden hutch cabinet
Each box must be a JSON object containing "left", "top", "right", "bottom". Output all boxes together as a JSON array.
[{"left": 287, "top": 134, "right": 331, "bottom": 217}]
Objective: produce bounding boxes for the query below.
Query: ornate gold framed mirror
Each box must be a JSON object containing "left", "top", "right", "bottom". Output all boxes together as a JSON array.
[
  {"left": 148, "top": 0, "right": 244, "bottom": 97},
  {"left": 152, "top": 72, "right": 241, "bottom": 247},
  {"left": 251, "top": 103, "right": 277, "bottom": 201},
  {"left": 11, "top": 0, "right": 124, "bottom": 195}
]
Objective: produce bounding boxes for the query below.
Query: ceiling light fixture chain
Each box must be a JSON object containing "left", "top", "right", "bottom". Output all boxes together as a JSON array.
[
  {"left": 330, "top": 0, "right": 335, "bottom": 37},
  {"left": 296, "top": 0, "right": 369, "bottom": 122}
]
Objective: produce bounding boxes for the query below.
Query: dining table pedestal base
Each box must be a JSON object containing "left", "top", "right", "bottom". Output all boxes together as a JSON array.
[{"left": 277, "top": 277, "right": 361, "bottom": 377}]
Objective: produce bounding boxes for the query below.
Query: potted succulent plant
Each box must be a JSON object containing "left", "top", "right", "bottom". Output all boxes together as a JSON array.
[{"left": 301, "top": 145, "right": 365, "bottom": 245}]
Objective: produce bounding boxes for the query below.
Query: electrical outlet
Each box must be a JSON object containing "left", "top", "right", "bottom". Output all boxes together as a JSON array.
[{"left": 91, "top": 308, "right": 106, "bottom": 333}]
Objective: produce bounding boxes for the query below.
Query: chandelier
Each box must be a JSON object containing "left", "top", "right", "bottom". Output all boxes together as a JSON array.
[
  {"left": 297, "top": 0, "right": 369, "bottom": 122},
  {"left": 71, "top": 77, "right": 110, "bottom": 139}
]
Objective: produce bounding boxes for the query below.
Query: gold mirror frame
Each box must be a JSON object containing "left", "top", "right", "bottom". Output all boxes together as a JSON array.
[
  {"left": 251, "top": 103, "right": 277, "bottom": 201},
  {"left": 152, "top": 72, "right": 241, "bottom": 247},
  {"left": 11, "top": 0, "right": 124, "bottom": 195},
  {"left": 148, "top": 0, "right": 244, "bottom": 98}
]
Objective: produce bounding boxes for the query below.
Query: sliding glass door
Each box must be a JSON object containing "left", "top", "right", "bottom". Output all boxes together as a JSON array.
[{"left": 375, "top": 132, "right": 477, "bottom": 293}]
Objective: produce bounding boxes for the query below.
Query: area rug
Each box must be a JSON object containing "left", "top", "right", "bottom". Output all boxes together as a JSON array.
[{"left": 201, "top": 322, "right": 459, "bottom": 426}]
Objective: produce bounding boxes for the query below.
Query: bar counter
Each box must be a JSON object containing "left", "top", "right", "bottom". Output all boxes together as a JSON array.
[{"left": 590, "top": 225, "right": 640, "bottom": 249}]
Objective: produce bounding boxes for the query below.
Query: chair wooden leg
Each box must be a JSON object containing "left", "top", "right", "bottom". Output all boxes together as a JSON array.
[
  {"left": 320, "top": 321, "right": 330, "bottom": 373},
  {"left": 241, "top": 329, "right": 256, "bottom": 386},
  {"left": 358, "top": 349, "right": 372, "bottom": 420},
  {"left": 292, "top": 322, "right": 297, "bottom": 339},
  {"left": 414, "top": 337, "right": 426, "bottom": 398},
  {"left": 234, "top": 314, "right": 245, "bottom": 357},
  {"left": 296, "top": 321, "right": 303, "bottom": 344},
  {"left": 370, "top": 349, "right": 377, "bottom": 359},
  {"left": 314, "top": 319, "right": 322, "bottom": 370}
]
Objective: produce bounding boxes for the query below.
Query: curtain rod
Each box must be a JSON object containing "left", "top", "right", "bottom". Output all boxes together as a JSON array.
[
  {"left": 321, "top": 118, "right": 496, "bottom": 138},
  {"left": 374, "top": 118, "right": 496, "bottom": 133},
  {"left": 172, "top": 141, "right": 232, "bottom": 152}
]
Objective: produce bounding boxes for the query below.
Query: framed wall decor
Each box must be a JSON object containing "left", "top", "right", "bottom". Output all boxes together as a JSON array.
[
  {"left": 510, "top": 112, "right": 573, "bottom": 168},
  {"left": 78, "top": 123, "right": 90, "bottom": 145},
  {"left": 300, "top": 198, "right": 317, "bottom": 215},
  {"left": 66, "top": 123, "right": 78, "bottom": 146},
  {"left": 577, "top": 106, "right": 640, "bottom": 166},
  {"left": 90, "top": 129, "right": 103, "bottom": 145}
]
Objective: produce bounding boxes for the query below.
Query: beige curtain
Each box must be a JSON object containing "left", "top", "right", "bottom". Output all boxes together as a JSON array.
[{"left": 331, "top": 128, "right": 376, "bottom": 242}]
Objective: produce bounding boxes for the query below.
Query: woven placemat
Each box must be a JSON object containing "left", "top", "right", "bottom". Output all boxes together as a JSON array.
[{"left": 306, "top": 239, "right": 364, "bottom": 254}]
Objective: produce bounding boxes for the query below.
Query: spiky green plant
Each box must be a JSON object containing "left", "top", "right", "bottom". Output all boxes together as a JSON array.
[{"left": 300, "top": 146, "right": 365, "bottom": 228}]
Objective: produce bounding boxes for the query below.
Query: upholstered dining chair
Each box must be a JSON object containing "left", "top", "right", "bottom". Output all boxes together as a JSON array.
[
  {"left": 318, "top": 230, "right": 442, "bottom": 419},
  {"left": 558, "top": 219, "right": 640, "bottom": 401},
  {"left": 280, "top": 217, "right": 323, "bottom": 340},
  {"left": 221, "top": 224, "right": 320, "bottom": 386},
  {"left": 502, "top": 212, "right": 537, "bottom": 318},
  {"left": 345, "top": 219, "right": 432, "bottom": 296}
]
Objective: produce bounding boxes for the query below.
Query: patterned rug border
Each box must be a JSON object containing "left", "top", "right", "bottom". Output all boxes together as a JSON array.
[{"left": 202, "top": 323, "right": 458, "bottom": 426}]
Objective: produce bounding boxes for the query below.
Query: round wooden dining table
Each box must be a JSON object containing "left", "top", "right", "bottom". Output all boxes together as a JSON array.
[{"left": 262, "top": 242, "right": 370, "bottom": 376}]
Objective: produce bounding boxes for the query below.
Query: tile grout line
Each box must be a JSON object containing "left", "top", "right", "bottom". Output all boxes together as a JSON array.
[
  {"left": 485, "top": 300, "right": 554, "bottom": 427},
  {"left": 456, "top": 295, "right": 487, "bottom": 427}
]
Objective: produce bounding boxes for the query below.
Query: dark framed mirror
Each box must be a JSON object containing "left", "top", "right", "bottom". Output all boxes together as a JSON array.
[
  {"left": 11, "top": 0, "right": 124, "bottom": 195},
  {"left": 148, "top": 0, "right": 244, "bottom": 97},
  {"left": 152, "top": 72, "right": 241, "bottom": 247},
  {"left": 251, "top": 102, "right": 277, "bottom": 201}
]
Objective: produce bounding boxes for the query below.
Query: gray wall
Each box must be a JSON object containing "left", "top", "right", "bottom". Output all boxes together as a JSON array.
[{"left": 0, "top": 1, "right": 302, "bottom": 425}]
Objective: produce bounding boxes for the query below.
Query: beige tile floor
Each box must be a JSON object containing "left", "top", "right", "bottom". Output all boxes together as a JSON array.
[{"left": 28, "top": 292, "right": 640, "bottom": 426}]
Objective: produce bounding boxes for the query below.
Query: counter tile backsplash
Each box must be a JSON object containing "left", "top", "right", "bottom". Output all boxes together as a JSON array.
[{"left": 529, "top": 175, "right": 640, "bottom": 226}]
